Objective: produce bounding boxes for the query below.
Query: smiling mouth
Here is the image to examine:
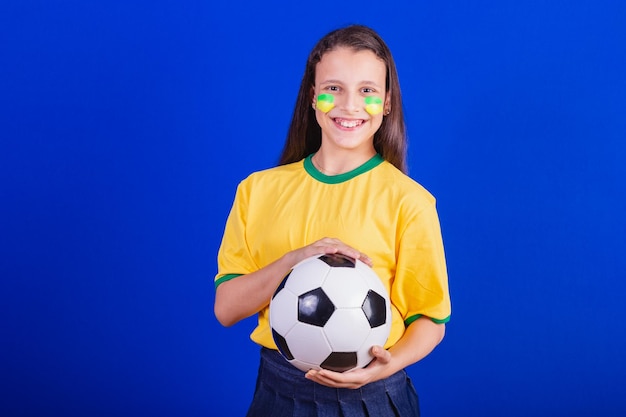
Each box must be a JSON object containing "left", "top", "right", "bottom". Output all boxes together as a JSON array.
[{"left": 333, "top": 118, "right": 365, "bottom": 129}]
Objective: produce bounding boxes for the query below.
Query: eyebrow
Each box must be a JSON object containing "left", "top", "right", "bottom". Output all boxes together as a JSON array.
[{"left": 320, "top": 79, "right": 382, "bottom": 88}]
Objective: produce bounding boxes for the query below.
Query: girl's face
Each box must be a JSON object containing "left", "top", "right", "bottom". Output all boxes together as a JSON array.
[{"left": 313, "top": 47, "right": 389, "bottom": 156}]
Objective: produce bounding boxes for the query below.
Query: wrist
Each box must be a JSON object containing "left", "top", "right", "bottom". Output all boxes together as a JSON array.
[{"left": 280, "top": 250, "right": 298, "bottom": 269}]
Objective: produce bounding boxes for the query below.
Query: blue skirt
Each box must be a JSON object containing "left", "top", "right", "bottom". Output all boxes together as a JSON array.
[{"left": 246, "top": 348, "right": 420, "bottom": 417}]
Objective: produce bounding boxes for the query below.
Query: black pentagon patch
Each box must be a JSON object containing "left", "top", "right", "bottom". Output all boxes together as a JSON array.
[
  {"left": 321, "top": 352, "right": 358, "bottom": 373},
  {"left": 272, "top": 271, "right": 291, "bottom": 300},
  {"left": 362, "top": 290, "right": 387, "bottom": 328},
  {"left": 298, "top": 288, "right": 335, "bottom": 326},
  {"left": 318, "top": 253, "right": 356, "bottom": 268},
  {"left": 272, "top": 329, "right": 294, "bottom": 360}
]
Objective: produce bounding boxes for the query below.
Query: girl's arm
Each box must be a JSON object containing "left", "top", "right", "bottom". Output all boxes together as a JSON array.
[
  {"left": 214, "top": 238, "right": 373, "bottom": 327},
  {"left": 214, "top": 252, "right": 294, "bottom": 327}
]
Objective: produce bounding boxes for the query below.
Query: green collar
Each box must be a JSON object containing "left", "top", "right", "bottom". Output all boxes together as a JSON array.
[{"left": 304, "top": 153, "right": 384, "bottom": 184}]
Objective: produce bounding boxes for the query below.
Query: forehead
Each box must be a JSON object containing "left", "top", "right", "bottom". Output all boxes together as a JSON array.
[{"left": 315, "top": 47, "right": 386, "bottom": 86}]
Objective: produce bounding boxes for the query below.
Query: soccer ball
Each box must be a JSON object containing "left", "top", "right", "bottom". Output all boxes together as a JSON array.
[{"left": 269, "top": 253, "right": 392, "bottom": 373}]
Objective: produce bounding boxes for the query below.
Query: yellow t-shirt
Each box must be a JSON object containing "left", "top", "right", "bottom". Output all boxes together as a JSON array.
[{"left": 215, "top": 154, "right": 451, "bottom": 349}]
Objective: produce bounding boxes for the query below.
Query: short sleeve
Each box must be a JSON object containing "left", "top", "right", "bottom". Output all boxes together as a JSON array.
[
  {"left": 214, "top": 179, "right": 259, "bottom": 288},
  {"left": 391, "top": 200, "right": 451, "bottom": 325}
]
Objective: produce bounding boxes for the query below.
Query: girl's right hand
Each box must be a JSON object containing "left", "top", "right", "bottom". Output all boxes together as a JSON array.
[{"left": 286, "top": 237, "right": 373, "bottom": 268}]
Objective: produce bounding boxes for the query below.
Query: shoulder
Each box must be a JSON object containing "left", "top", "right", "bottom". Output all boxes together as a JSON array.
[
  {"left": 238, "top": 160, "right": 305, "bottom": 191},
  {"left": 375, "top": 161, "right": 436, "bottom": 208},
  {"left": 244, "top": 160, "right": 303, "bottom": 182}
]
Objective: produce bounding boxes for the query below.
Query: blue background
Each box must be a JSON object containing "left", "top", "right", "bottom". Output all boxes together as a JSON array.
[{"left": 2, "top": 1, "right": 625, "bottom": 416}]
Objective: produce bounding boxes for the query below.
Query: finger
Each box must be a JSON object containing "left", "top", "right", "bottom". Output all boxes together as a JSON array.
[
  {"left": 336, "top": 245, "right": 365, "bottom": 262},
  {"left": 371, "top": 346, "right": 391, "bottom": 364},
  {"left": 320, "top": 369, "right": 370, "bottom": 389},
  {"left": 314, "top": 239, "right": 372, "bottom": 266},
  {"left": 307, "top": 371, "right": 362, "bottom": 389},
  {"left": 305, "top": 370, "right": 337, "bottom": 388},
  {"left": 358, "top": 253, "right": 373, "bottom": 267},
  {"left": 306, "top": 369, "right": 344, "bottom": 384}
]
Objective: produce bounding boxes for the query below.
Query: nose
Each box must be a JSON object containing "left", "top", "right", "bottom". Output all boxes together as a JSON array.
[{"left": 338, "top": 91, "right": 361, "bottom": 113}]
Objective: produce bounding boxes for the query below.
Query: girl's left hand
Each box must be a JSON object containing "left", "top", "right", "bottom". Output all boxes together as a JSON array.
[{"left": 304, "top": 345, "right": 393, "bottom": 389}]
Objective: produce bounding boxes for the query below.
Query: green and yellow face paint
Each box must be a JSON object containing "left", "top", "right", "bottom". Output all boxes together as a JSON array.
[
  {"left": 315, "top": 94, "right": 335, "bottom": 113},
  {"left": 364, "top": 96, "right": 384, "bottom": 115}
]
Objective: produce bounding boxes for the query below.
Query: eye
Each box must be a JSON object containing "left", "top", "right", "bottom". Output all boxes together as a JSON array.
[
  {"left": 362, "top": 87, "right": 376, "bottom": 94},
  {"left": 326, "top": 85, "right": 340, "bottom": 92}
]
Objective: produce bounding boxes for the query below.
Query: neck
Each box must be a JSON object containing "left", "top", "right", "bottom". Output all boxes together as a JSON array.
[{"left": 312, "top": 149, "right": 376, "bottom": 175}]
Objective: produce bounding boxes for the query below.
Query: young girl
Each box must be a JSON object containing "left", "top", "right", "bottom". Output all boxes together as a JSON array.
[{"left": 214, "top": 25, "right": 451, "bottom": 417}]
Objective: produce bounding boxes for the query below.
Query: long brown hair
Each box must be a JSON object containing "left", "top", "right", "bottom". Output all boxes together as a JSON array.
[{"left": 278, "top": 25, "right": 408, "bottom": 173}]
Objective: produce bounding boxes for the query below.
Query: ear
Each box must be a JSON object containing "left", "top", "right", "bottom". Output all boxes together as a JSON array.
[
  {"left": 384, "top": 92, "right": 392, "bottom": 114},
  {"left": 310, "top": 85, "right": 316, "bottom": 105}
]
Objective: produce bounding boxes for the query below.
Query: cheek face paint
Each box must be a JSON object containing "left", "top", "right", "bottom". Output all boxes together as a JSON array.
[
  {"left": 316, "top": 94, "right": 335, "bottom": 113},
  {"left": 364, "top": 96, "right": 384, "bottom": 115}
]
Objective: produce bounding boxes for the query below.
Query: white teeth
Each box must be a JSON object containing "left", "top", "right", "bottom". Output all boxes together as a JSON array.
[{"left": 337, "top": 119, "right": 362, "bottom": 128}]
